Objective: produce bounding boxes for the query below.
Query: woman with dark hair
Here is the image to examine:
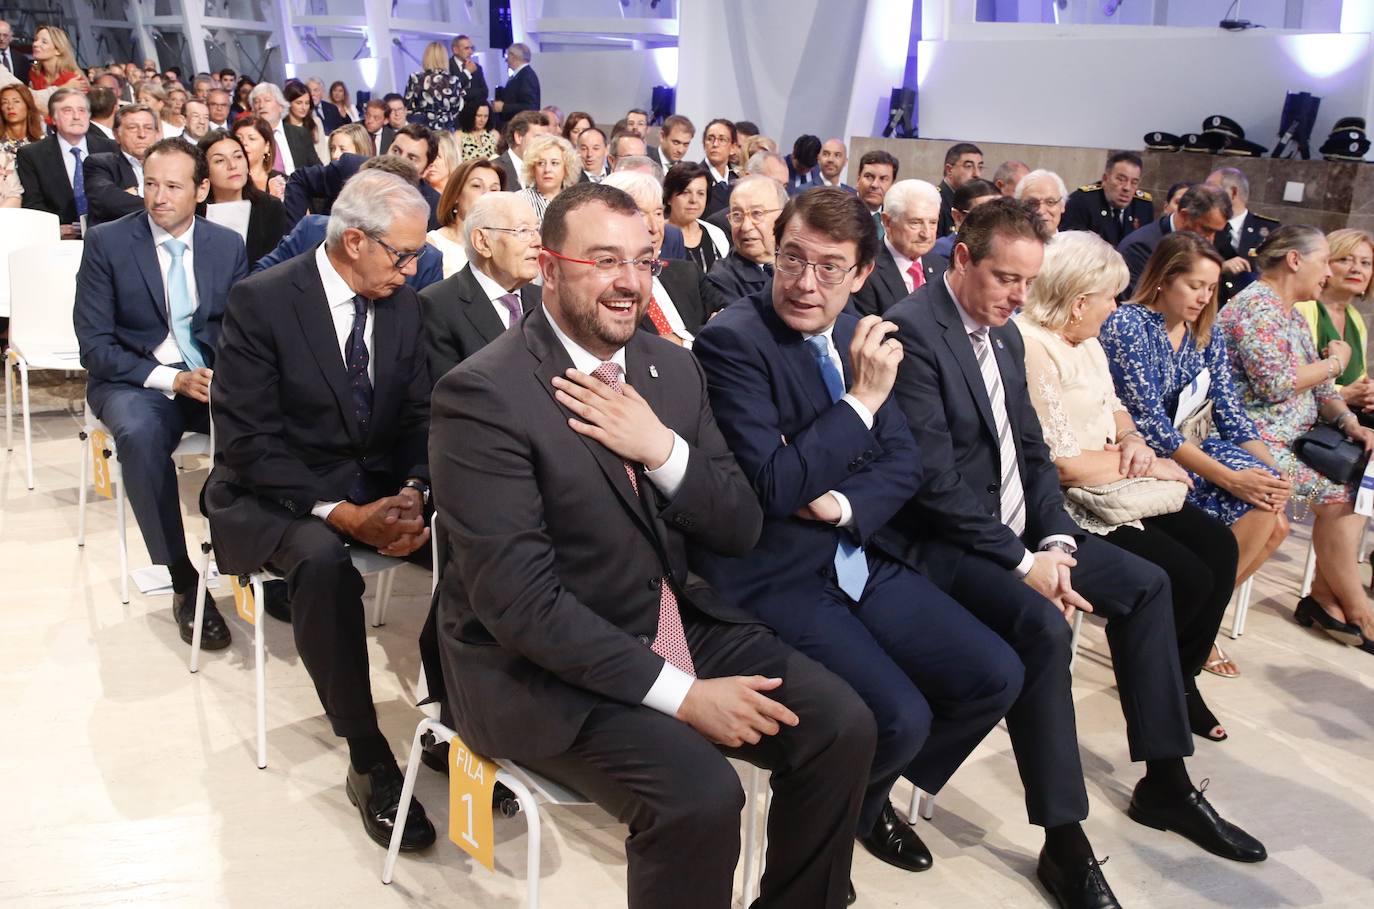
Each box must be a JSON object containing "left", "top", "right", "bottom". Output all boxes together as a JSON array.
[
  {"left": 561, "top": 110, "right": 593, "bottom": 145},
  {"left": 196, "top": 129, "right": 290, "bottom": 265},
  {"left": 232, "top": 76, "right": 256, "bottom": 117},
  {"left": 429, "top": 157, "right": 505, "bottom": 277},
  {"left": 1220, "top": 225, "right": 1374, "bottom": 652},
  {"left": 231, "top": 114, "right": 285, "bottom": 199},
  {"left": 456, "top": 97, "right": 498, "bottom": 161},
  {"left": 664, "top": 162, "right": 729, "bottom": 273},
  {"left": 283, "top": 81, "right": 318, "bottom": 143},
  {"left": 0, "top": 82, "right": 44, "bottom": 153},
  {"left": 320, "top": 80, "right": 356, "bottom": 132}
]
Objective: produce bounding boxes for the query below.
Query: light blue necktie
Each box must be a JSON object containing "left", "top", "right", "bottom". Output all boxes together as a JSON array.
[
  {"left": 804, "top": 335, "right": 869, "bottom": 600},
  {"left": 162, "top": 238, "right": 205, "bottom": 370}
]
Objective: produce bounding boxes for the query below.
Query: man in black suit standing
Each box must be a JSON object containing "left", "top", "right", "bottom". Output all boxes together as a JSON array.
[
  {"left": 204, "top": 169, "right": 437, "bottom": 852},
  {"left": 420, "top": 191, "right": 542, "bottom": 383},
  {"left": 447, "top": 33, "right": 487, "bottom": 116},
  {"left": 1118, "top": 183, "right": 1230, "bottom": 297},
  {"left": 84, "top": 103, "right": 160, "bottom": 227},
  {"left": 880, "top": 198, "right": 1266, "bottom": 909},
  {"left": 852, "top": 179, "right": 947, "bottom": 317},
  {"left": 17, "top": 88, "right": 119, "bottom": 238},
  {"left": 0, "top": 19, "right": 31, "bottom": 83},
  {"left": 430, "top": 181, "right": 875, "bottom": 909},
  {"left": 74, "top": 139, "right": 248, "bottom": 646},
  {"left": 492, "top": 42, "right": 539, "bottom": 127}
]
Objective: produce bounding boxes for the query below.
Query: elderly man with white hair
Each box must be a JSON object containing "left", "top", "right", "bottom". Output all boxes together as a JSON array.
[
  {"left": 603, "top": 170, "right": 728, "bottom": 346},
  {"left": 1014, "top": 168, "right": 1068, "bottom": 235},
  {"left": 707, "top": 173, "right": 790, "bottom": 302},
  {"left": 248, "top": 80, "right": 320, "bottom": 175},
  {"left": 852, "top": 178, "right": 947, "bottom": 317},
  {"left": 418, "top": 191, "right": 544, "bottom": 383}
]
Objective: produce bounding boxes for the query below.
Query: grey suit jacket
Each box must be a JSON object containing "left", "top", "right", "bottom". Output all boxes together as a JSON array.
[{"left": 419, "top": 262, "right": 542, "bottom": 384}]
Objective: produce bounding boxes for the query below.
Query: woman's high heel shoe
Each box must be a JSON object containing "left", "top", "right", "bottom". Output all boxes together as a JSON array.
[{"left": 1294, "top": 596, "right": 1363, "bottom": 647}]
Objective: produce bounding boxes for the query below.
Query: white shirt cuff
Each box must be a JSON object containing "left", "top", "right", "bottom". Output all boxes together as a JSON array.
[
  {"left": 841, "top": 394, "right": 874, "bottom": 429},
  {"left": 1014, "top": 547, "right": 1035, "bottom": 579},
  {"left": 830, "top": 491, "right": 854, "bottom": 528},
  {"left": 641, "top": 662, "right": 695, "bottom": 717},
  {"left": 144, "top": 365, "right": 180, "bottom": 394},
  {"left": 644, "top": 431, "right": 689, "bottom": 499},
  {"left": 311, "top": 501, "right": 343, "bottom": 521},
  {"left": 1038, "top": 534, "right": 1077, "bottom": 553}
]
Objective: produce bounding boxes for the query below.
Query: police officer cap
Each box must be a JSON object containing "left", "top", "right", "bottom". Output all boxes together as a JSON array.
[
  {"left": 1220, "top": 137, "right": 1269, "bottom": 158},
  {"left": 1201, "top": 115, "right": 1244, "bottom": 140},
  {"left": 1332, "top": 117, "right": 1367, "bottom": 135},
  {"left": 1319, "top": 132, "right": 1372, "bottom": 161},
  {"left": 1143, "top": 131, "right": 1182, "bottom": 151},
  {"left": 1183, "top": 132, "right": 1229, "bottom": 154}
]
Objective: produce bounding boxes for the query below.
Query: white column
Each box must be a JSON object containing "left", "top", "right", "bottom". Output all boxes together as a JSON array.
[
  {"left": 361, "top": 0, "right": 397, "bottom": 94},
  {"left": 174, "top": 0, "right": 211, "bottom": 75},
  {"left": 841, "top": 0, "right": 916, "bottom": 143},
  {"left": 124, "top": 0, "right": 160, "bottom": 68}
]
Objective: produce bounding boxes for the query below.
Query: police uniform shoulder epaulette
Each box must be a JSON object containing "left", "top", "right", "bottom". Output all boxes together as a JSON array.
[
  {"left": 1252, "top": 212, "right": 1280, "bottom": 224},
  {"left": 1134, "top": 189, "right": 1152, "bottom": 202},
  {"left": 1078, "top": 181, "right": 1103, "bottom": 193}
]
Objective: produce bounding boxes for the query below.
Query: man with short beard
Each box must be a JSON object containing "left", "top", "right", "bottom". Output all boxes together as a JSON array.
[{"left": 429, "top": 180, "right": 875, "bottom": 909}]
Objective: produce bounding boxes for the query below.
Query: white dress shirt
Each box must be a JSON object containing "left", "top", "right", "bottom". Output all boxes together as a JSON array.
[
  {"left": 1227, "top": 209, "right": 1248, "bottom": 249},
  {"left": 143, "top": 218, "right": 200, "bottom": 395},
  {"left": 802, "top": 323, "right": 874, "bottom": 530},
  {"left": 542, "top": 304, "right": 695, "bottom": 717},
  {"left": 311, "top": 244, "right": 375, "bottom": 521},
  {"left": 706, "top": 162, "right": 730, "bottom": 185},
  {"left": 650, "top": 275, "right": 695, "bottom": 347},
  {"left": 944, "top": 273, "right": 1074, "bottom": 576},
  {"left": 471, "top": 261, "right": 523, "bottom": 329},
  {"left": 56, "top": 134, "right": 90, "bottom": 187},
  {"left": 506, "top": 147, "right": 527, "bottom": 189},
  {"left": 124, "top": 151, "right": 145, "bottom": 196},
  {"left": 272, "top": 122, "right": 296, "bottom": 175}
]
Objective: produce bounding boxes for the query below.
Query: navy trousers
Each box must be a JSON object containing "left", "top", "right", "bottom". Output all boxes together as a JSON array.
[
  {"left": 785, "top": 555, "right": 1024, "bottom": 833},
  {"left": 89, "top": 382, "right": 208, "bottom": 566}
]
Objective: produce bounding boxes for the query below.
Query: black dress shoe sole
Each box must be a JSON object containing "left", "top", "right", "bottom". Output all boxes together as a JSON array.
[
  {"left": 346, "top": 774, "right": 436, "bottom": 852},
  {"left": 1126, "top": 802, "right": 1266, "bottom": 863}
]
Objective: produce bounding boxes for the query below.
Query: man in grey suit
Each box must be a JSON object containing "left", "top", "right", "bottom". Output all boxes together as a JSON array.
[
  {"left": 419, "top": 192, "right": 542, "bottom": 383},
  {"left": 430, "top": 182, "right": 875, "bottom": 909}
]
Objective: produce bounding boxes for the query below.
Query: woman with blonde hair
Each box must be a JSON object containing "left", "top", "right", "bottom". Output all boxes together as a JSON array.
[
  {"left": 428, "top": 157, "right": 505, "bottom": 277},
  {"left": 404, "top": 41, "right": 462, "bottom": 132},
  {"left": 1220, "top": 225, "right": 1374, "bottom": 652},
  {"left": 424, "top": 130, "right": 461, "bottom": 195},
  {"left": 327, "top": 123, "right": 372, "bottom": 161},
  {"left": 27, "top": 24, "right": 87, "bottom": 109},
  {"left": 1020, "top": 231, "right": 1240, "bottom": 741},
  {"left": 518, "top": 132, "right": 579, "bottom": 223},
  {"left": 1296, "top": 228, "right": 1374, "bottom": 422}
]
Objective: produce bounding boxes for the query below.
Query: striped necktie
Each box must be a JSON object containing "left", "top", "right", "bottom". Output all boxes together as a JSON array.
[{"left": 969, "top": 328, "right": 1025, "bottom": 536}]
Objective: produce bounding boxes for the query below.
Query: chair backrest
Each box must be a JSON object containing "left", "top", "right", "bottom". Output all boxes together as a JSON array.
[
  {"left": 0, "top": 209, "right": 61, "bottom": 318},
  {"left": 8, "top": 240, "right": 84, "bottom": 358}
]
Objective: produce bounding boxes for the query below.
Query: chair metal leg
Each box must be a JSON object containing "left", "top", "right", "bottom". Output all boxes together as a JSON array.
[
  {"left": 919, "top": 790, "right": 935, "bottom": 821},
  {"left": 4, "top": 350, "right": 12, "bottom": 452},
  {"left": 382, "top": 719, "right": 432, "bottom": 885},
  {"left": 189, "top": 541, "right": 212, "bottom": 673},
  {"left": 1068, "top": 610, "right": 1085, "bottom": 675},
  {"left": 371, "top": 568, "right": 395, "bottom": 627},
  {"left": 18, "top": 359, "right": 33, "bottom": 489},
  {"left": 77, "top": 426, "right": 90, "bottom": 547},
  {"left": 907, "top": 785, "right": 921, "bottom": 823},
  {"left": 742, "top": 767, "right": 763, "bottom": 907},
  {"left": 252, "top": 575, "right": 268, "bottom": 769},
  {"left": 114, "top": 464, "right": 129, "bottom": 605},
  {"left": 1300, "top": 540, "right": 1317, "bottom": 598},
  {"left": 1231, "top": 576, "right": 1254, "bottom": 638},
  {"left": 507, "top": 776, "right": 542, "bottom": 909}
]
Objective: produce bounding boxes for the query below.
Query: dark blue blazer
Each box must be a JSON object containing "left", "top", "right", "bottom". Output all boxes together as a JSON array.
[
  {"left": 498, "top": 66, "right": 540, "bottom": 123},
  {"left": 74, "top": 212, "right": 248, "bottom": 400},
  {"left": 660, "top": 222, "right": 687, "bottom": 261},
  {"left": 1118, "top": 215, "right": 1172, "bottom": 298},
  {"left": 691, "top": 291, "right": 922, "bottom": 636},
  {"left": 251, "top": 214, "right": 444, "bottom": 291}
]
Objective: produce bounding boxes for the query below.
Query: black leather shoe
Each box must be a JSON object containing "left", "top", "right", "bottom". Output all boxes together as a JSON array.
[
  {"left": 1128, "top": 778, "right": 1266, "bottom": 862},
  {"left": 261, "top": 580, "right": 290, "bottom": 622},
  {"left": 858, "top": 801, "right": 932, "bottom": 872},
  {"left": 419, "top": 735, "right": 521, "bottom": 816},
  {"left": 173, "top": 591, "right": 230, "bottom": 650},
  {"left": 847, "top": 880, "right": 856, "bottom": 905},
  {"left": 1295, "top": 596, "right": 1362, "bottom": 646},
  {"left": 345, "top": 761, "right": 436, "bottom": 851},
  {"left": 1035, "top": 848, "right": 1121, "bottom": 909}
]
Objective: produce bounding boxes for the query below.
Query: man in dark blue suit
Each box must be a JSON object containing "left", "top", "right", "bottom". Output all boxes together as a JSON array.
[
  {"left": 693, "top": 188, "right": 1023, "bottom": 891},
  {"left": 492, "top": 42, "right": 539, "bottom": 127},
  {"left": 880, "top": 198, "right": 1266, "bottom": 909},
  {"left": 74, "top": 138, "right": 248, "bottom": 647}
]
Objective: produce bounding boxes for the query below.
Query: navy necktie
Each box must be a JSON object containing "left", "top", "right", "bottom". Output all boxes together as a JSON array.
[
  {"left": 345, "top": 295, "right": 372, "bottom": 431},
  {"left": 70, "top": 147, "right": 87, "bottom": 217}
]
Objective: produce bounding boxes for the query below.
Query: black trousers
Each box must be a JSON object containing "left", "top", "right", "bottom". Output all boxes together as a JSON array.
[
  {"left": 1102, "top": 503, "right": 1238, "bottom": 686},
  {"left": 523, "top": 620, "right": 876, "bottom": 909},
  {"left": 937, "top": 533, "right": 1192, "bottom": 828}
]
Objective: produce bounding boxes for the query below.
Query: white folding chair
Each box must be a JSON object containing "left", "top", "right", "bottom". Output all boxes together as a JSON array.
[
  {"left": 1228, "top": 576, "right": 1256, "bottom": 639},
  {"left": 4, "top": 239, "right": 84, "bottom": 489},
  {"left": 0, "top": 209, "right": 60, "bottom": 320}
]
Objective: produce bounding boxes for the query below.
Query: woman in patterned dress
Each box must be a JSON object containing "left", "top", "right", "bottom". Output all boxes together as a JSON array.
[
  {"left": 456, "top": 99, "right": 499, "bottom": 161},
  {"left": 1218, "top": 226, "right": 1374, "bottom": 652},
  {"left": 1020, "top": 231, "right": 1239, "bottom": 740},
  {"left": 403, "top": 42, "right": 463, "bottom": 133}
]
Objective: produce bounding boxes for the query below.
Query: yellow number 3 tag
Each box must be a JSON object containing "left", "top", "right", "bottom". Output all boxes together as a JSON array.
[
  {"left": 449, "top": 734, "right": 499, "bottom": 870},
  {"left": 89, "top": 429, "right": 114, "bottom": 499}
]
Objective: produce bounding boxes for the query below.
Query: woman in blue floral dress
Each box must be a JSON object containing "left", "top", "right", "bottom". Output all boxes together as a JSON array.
[
  {"left": 1101, "top": 233, "right": 1289, "bottom": 603},
  {"left": 1218, "top": 225, "right": 1374, "bottom": 651}
]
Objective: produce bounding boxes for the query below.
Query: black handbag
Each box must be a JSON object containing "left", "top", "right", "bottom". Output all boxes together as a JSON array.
[{"left": 1294, "top": 423, "right": 1369, "bottom": 485}]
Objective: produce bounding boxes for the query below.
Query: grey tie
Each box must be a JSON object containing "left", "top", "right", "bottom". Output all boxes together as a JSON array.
[{"left": 970, "top": 328, "right": 1026, "bottom": 536}]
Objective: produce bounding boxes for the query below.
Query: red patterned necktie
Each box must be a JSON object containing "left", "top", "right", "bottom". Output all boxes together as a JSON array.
[
  {"left": 589, "top": 361, "right": 695, "bottom": 675},
  {"left": 907, "top": 259, "right": 926, "bottom": 292},
  {"left": 645, "top": 296, "right": 685, "bottom": 345}
]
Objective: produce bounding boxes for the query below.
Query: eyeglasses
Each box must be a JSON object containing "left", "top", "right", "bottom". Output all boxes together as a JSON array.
[
  {"left": 774, "top": 252, "right": 858, "bottom": 285},
  {"left": 366, "top": 233, "right": 422, "bottom": 270},
  {"left": 1025, "top": 197, "right": 1062, "bottom": 210},
  {"left": 727, "top": 207, "right": 781, "bottom": 226},
  {"left": 483, "top": 225, "right": 542, "bottom": 243},
  {"left": 544, "top": 247, "right": 663, "bottom": 276}
]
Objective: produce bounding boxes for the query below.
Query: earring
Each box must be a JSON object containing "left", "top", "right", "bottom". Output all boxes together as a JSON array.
[{"left": 1070, "top": 313, "right": 1082, "bottom": 324}]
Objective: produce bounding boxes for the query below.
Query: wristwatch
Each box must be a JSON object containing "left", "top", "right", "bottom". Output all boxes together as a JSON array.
[
  {"left": 401, "top": 478, "right": 431, "bottom": 506},
  {"left": 1040, "top": 541, "right": 1075, "bottom": 556}
]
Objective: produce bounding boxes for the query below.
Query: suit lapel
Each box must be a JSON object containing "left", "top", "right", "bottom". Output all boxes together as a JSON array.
[
  {"left": 190, "top": 218, "right": 214, "bottom": 333},
  {"left": 526, "top": 311, "right": 650, "bottom": 532},
  {"left": 130, "top": 215, "right": 169, "bottom": 327},
  {"left": 292, "top": 256, "right": 364, "bottom": 442},
  {"left": 932, "top": 284, "right": 998, "bottom": 440},
  {"left": 761, "top": 298, "right": 833, "bottom": 420},
  {"left": 457, "top": 268, "right": 508, "bottom": 345},
  {"left": 877, "top": 247, "right": 907, "bottom": 305}
]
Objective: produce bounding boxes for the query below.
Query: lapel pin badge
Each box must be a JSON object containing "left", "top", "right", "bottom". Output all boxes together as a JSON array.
[
  {"left": 994, "top": 337, "right": 1005, "bottom": 350},
  {"left": 649, "top": 364, "right": 659, "bottom": 378}
]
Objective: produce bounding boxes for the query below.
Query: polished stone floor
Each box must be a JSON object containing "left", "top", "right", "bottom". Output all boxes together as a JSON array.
[{"left": 4, "top": 377, "right": 1373, "bottom": 908}]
